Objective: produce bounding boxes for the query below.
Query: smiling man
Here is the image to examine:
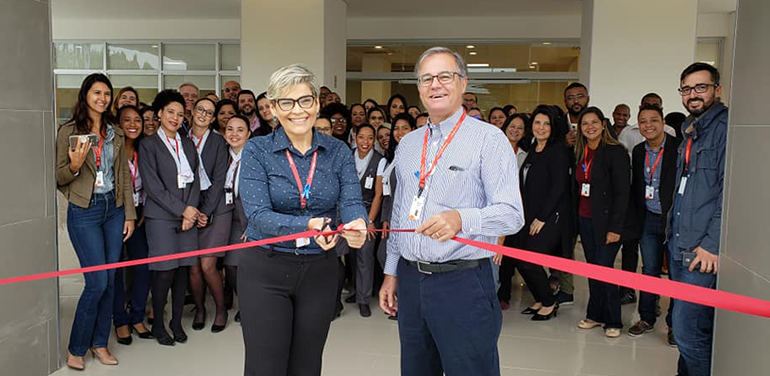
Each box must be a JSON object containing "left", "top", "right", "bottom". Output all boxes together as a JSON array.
[{"left": 379, "top": 47, "right": 524, "bottom": 376}]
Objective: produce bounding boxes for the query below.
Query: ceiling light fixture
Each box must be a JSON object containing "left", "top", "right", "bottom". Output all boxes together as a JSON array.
[
  {"left": 542, "top": 42, "right": 552, "bottom": 45},
  {"left": 469, "top": 51, "right": 478, "bottom": 55},
  {"left": 374, "top": 45, "right": 383, "bottom": 49},
  {"left": 466, "top": 45, "right": 475, "bottom": 49},
  {"left": 467, "top": 63, "right": 489, "bottom": 67},
  {"left": 530, "top": 62, "right": 539, "bottom": 65}
]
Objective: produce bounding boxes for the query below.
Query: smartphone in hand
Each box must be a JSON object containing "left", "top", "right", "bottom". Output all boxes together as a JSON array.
[{"left": 69, "top": 134, "right": 99, "bottom": 151}]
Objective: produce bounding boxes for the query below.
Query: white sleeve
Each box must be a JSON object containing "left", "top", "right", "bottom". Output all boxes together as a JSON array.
[{"left": 376, "top": 158, "right": 387, "bottom": 176}]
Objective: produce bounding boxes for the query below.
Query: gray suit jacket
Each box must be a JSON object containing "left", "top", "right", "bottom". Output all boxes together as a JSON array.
[
  {"left": 198, "top": 132, "right": 233, "bottom": 216},
  {"left": 139, "top": 133, "right": 201, "bottom": 220}
]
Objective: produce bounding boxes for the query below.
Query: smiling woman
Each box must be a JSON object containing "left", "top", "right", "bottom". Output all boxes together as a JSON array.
[{"left": 238, "top": 64, "right": 369, "bottom": 376}]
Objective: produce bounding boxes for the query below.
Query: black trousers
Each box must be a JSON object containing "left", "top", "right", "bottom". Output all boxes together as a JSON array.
[
  {"left": 620, "top": 238, "right": 640, "bottom": 293},
  {"left": 515, "top": 221, "right": 560, "bottom": 307},
  {"left": 239, "top": 247, "right": 338, "bottom": 376}
]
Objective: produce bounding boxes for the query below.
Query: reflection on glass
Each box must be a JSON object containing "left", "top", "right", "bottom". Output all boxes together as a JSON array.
[
  {"left": 163, "top": 44, "right": 216, "bottom": 71},
  {"left": 221, "top": 44, "right": 241, "bottom": 71},
  {"left": 55, "top": 75, "right": 88, "bottom": 123},
  {"left": 110, "top": 75, "right": 159, "bottom": 107},
  {"left": 54, "top": 43, "right": 104, "bottom": 69},
  {"left": 164, "top": 75, "right": 216, "bottom": 97},
  {"left": 108, "top": 44, "right": 160, "bottom": 70}
]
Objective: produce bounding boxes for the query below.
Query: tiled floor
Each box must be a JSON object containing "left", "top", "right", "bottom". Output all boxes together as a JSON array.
[{"left": 52, "top": 262, "right": 679, "bottom": 376}]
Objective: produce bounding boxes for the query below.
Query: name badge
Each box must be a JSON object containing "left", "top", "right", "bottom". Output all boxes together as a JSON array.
[
  {"left": 133, "top": 191, "right": 140, "bottom": 207},
  {"left": 364, "top": 176, "right": 374, "bottom": 190},
  {"left": 177, "top": 174, "right": 186, "bottom": 189},
  {"left": 382, "top": 182, "right": 391, "bottom": 196},
  {"left": 225, "top": 191, "right": 234, "bottom": 205},
  {"left": 645, "top": 185, "right": 655, "bottom": 200},
  {"left": 94, "top": 171, "right": 105, "bottom": 188},
  {"left": 678, "top": 176, "right": 688, "bottom": 195},
  {"left": 580, "top": 183, "right": 591, "bottom": 198},
  {"left": 296, "top": 237, "right": 310, "bottom": 248},
  {"left": 408, "top": 195, "right": 426, "bottom": 221}
]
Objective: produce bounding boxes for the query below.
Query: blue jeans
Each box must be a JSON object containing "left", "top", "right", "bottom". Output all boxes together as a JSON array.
[
  {"left": 579, "top": 217, "right": 622, "bottom": 329},
  {"left": 113, "top": 222, "right": 151, "bottom": 327},
  {"left": 638, "top": 212, "right": 666, "bottom": 325},
  {"left": 67, "top": 192, "right": 125, "bottom": 356},
  {"left": 397, "top": 258, "right": 502, "bottom": 376},
  {"left": 668, "top": 245, "right": 716, "bottom": 376}
]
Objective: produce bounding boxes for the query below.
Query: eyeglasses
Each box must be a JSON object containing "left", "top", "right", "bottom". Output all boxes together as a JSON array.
[
  {"left": 315, "top": 126, "right": 332, "bottom": 133},
  {"left": 566, "top": 94, "right": 586, "bottom": 101},
  {"left": 678, "top": 83, "right": 718, "bottom": 96},
  {"left": 273, "top": 95, "right": 316, "bottom": 111},
  {"left": 194, "top": 106, "right": 214, "bottom": 117},
  {"left": 417, "top": 71, "right": 463, "bottom": 87},
  {"left": 330, "top": 118, "right": 347, "bottom": 124}
]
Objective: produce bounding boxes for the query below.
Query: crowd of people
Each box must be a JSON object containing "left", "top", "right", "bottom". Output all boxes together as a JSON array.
[{"left": 56, "top": 45, "right": 726, "bottom": 376}]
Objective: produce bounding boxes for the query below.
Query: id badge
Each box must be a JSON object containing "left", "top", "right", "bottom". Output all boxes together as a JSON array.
[
  {"left": 408, "top": 195, "right": 426, "bottom": 221},
  {"left": 133, "top": 191, "right": 140, "bottom": 207},
  {"left": 364, "top": 176, "right": 374, "bottom": 190},
  {"left": 296, "top": 237, "right": 310, "bottom": 248},
  {"left": 382, "top": 182, "right": 391, "bottom": 196},
  {"left": 645, "top": 185, "right": 655, "bottom": 200},
  {"left": 225, "top": 191, "right": 234, "bottom": 205},
  {"left": 94, "top": 171, "right": 105, "bottom": 188},
  {"left": 177, "top": 174, "right": 186, "bottom": 189},
  {"left": 580, "top": 183, "right": 591, "bottom": 198},
  {"left": 678, "top": 176, "right": 687, "bottom": 195}
]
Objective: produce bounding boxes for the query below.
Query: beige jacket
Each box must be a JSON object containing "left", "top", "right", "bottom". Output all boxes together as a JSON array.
[{"left": 55, "top": 122, "right": 137, "bottom": 220}]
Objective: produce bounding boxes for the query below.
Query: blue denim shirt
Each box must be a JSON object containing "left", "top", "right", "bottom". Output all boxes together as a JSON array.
[
  {"left": 239, "top": 127, "right": 368, "bottom": 254},
  {"left": 92, "top": 125, "right": 115, "bottom": 194},
  {"left": 644, "top": 138, "right": 665, "bottom": 214},
  {"left": 668, "top": 102, "right": 728, "bottom": 258}
]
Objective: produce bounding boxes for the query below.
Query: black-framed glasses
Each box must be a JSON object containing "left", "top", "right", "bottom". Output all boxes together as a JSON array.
[
  {"left": 417, "top": 71, "right": 463, "bottom": 87},
  {"left": 678, "top": 83, "right": 718, "bottom": 96},
  {"left": 194, "top": 106, "right": 214, "bottom": 117},
  {"left": 330, "top": 118, "right": 347, "bottom": 124},
  {"left": 273, "top": 95, "right": 316, "bottom": 111}
]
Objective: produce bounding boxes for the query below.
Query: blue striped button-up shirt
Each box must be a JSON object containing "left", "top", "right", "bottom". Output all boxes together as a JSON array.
[{"left": 384, "top": 107, "right": 524, "bottom": 276}]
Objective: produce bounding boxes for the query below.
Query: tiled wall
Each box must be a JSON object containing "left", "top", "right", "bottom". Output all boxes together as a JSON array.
[
  {"left": 712, "top": 0, "right": 770, "bottom": 374},
  {"left": 0, "top": 0, "right": 60, "bottom": 375}
]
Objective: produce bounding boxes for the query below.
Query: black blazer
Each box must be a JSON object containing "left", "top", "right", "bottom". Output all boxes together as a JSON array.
[
  {"left": 139, "top": 133, "right": 201, "bottom": 220},
  {"left": 520, "top": 143, "right": 571, "bottom": 227},
  {"left": 198, "top": 132, "right": 232, "bottom": 217},
  {"left": 573, "top": 143, "right": 630, "bottom": 242},
  {"left": 631, "top": 134, "right": 681, "bottom": 227}
]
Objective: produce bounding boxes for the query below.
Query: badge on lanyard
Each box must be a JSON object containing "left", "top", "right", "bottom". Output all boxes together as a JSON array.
[
  {"left": 94, "top": 171, "right": 105, "bottom": 188},
  {"left": 408, "top": 196, "right": 426, "bottom": 221},
  {"left": 92, "top": 136, "right": 105, "bottom": 188},
  {"left": 678, "top": 176, "right": 687, "bottom": 195},
  {"left": 133, "top": 191, "right": 140, "bottom": 207},
  {"left": 177, "top": 174, "right": 186, "bottom": 189},
  {"left": 364, "top": 175, "right": 374, "bottom": 190},
  {"left": 296, "top": 237, "right": 310, "bottom": 248},
  {"left": 645, "top": 185, "right": 655, "bottom": 200},
  {"left": 581, "top": 183, "right": 591, "bottom": 198},
  {"left": 225, "top": 191, "right": 234, "bottom": 205},
  {"left": 382, "top": 181, "right": 391, "bottom": 196}
]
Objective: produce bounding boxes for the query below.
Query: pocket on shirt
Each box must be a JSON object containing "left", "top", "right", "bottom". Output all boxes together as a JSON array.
[{"left": 695, "top": 147, "right": 719, "bottom": 187}]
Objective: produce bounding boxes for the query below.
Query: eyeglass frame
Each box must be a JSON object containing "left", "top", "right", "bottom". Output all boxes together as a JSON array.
[
  {"left": 678, "top": 83, "right": 719, "bottom": 96},
  {"left": 194, "top": 105, "right": 215, "bottom": 117},
  {"left": 330, "top": 117, "right": 347, "bottom": 124},
  {"left": 416, "top": 71, "right": 464, "bottom": 87},
  {"left": 271, "top": 95, "right": 317, "bottom": 112}
]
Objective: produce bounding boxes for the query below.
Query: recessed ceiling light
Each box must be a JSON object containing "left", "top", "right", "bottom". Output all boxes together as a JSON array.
[
  {"left": 469, "top": 51, "right": 478, "bottom": 55},
  {"left": 530, "top": 62, "right": 539, "bottom": 65},
  {"left": 467, "top": 63, "right": 489, "bottom": 67},
  {"left": 374, "top": 45, "right": 383, "bottom": 49},
  {"left": 466, "top": 45, "right": 475, "bottom": 49},
  {"left": 542, "top": 42, "right": 552, "bottom": 45}
]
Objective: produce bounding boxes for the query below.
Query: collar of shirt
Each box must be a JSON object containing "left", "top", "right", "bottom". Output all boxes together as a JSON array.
[
  {"left": 427, "top": 107, "right": 464, "bottom": 135},
  {"left": 268, "top": 127, "right": 331, "bottom": 156},
  {"left": 250, "top": 116, "right": 260, "bottom": 132},
  {"left": 645, "top": 135, "right": 667, "bottom": 153}
]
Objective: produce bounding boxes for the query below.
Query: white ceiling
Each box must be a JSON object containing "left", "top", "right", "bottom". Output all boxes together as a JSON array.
[{"left": 51, "top": 0, "right": 736, "bottom": 20}]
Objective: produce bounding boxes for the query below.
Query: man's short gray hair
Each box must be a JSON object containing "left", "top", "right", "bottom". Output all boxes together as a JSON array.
[
  {"left": 414, "top": 47, "right": 468, "bottom": 78},
  {"left": 266, "top": 64, "right": 319, "bottom": 101},
  {"left": 179, "top": 82, "right": 199, "bottom": 92}
]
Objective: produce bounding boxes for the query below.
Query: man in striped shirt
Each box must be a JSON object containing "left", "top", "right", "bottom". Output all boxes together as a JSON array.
[{"left": 379, "top": 47, "right": 524, "bottom": 376}]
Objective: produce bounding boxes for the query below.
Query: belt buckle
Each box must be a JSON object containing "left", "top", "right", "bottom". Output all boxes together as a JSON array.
[{"left": 416, "top": 261, "right": 433, "bottom": 275}]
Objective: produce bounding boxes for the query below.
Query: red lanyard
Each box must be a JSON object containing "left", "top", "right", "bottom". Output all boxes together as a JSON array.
[
  {"left": 130, "top": 151, "right": 138, "bottom": 190},
  {"left": 190, "top": 130, "right": 206, "bottom": 151},
  {"left": 167, "top": 135, "right": 180, "bottom": 162},
  {"left": 228, "top": 156, "right": 241, "bottom": 187},
  {"left": 582, "top": 145, "right": 594, "bottom": 180},
  {"left": 285, "top": 150, "right": 318, "bottom": 209},
  {"left": 684, "top": 137, "right": 693, "bottom": 172},
  {"left": 92, "top": 136, "right": 104, "bottom": 169},
  {"left": 645, "top": 147, "right": 664, "bottom": 182},
  {"left": 418, "top": 110, "right": 466, "bottom": 195}
]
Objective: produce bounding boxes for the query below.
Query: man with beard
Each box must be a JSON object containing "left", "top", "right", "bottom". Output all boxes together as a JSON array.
[
  {"left": 237, "top": 90, "right": 260, "bottom": 134},
  {"left": 667, "top": 62, "right": 727, "bottom": 376},
  {"left": 222, "top": 80, "right": 241, "bottom": 102}
]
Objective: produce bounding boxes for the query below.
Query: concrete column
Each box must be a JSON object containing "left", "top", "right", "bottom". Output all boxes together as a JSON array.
[
  {"left": 241, "top": 0, "right": 347, "bottom": 98},
  {"left": 580, "top": 0, "right": 698, "bottom": 115},
  {"left": 361, "top": 55, "right": 391, "bottom": 104},
  {"left": 0, "top": 0, "right": 59, "bottom": 374},
  {"left": 712, "top": 0, "right": 770, "bottom": 374}
]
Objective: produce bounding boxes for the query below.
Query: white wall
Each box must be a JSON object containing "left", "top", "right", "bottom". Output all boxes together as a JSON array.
[
  {"left": 52, "top": 19, "right": 240, "bottom": 40},
  {"left": 324, "top": 0, "right": 347, "bottom": 98}
]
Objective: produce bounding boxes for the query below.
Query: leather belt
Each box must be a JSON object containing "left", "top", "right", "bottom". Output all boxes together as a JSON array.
[{"left": 406, "top": 259, "right": 483, "bottom": 275}]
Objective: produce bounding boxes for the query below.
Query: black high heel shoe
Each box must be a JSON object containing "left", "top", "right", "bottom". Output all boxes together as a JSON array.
[
  {"left": 192, "top": 307, "right": 206, "bottom": 331},
  {"left": 531, "top": 305, "right": 559, "bottom": 321},
  {"left": 521, "top": 306, "right": 540, "bottom": 315},
  {"left": 115, "top": 326, "right": 132, "bottom": 345},
  {"left": 172, "top": 327, "right": 188, "bottom": 343},
  {"left": 153, "top": 326, "right": 175, "bottom": 346},
  {"left": 211, "top": 310, "right": 229, "bottom": 333},
  {"left": 133, "top": 323, "right": 154, "bottom": 339}
]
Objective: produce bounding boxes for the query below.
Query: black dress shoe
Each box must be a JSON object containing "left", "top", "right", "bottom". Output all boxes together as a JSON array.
[
  {"left": 192, "top": 308, "right": 206, "bottom": 331},
  {"left": 620, "top": 291, "right": 637, "bottom": 305},
  {"left": 388, "top": 313, "right": 398, "bottom": 321},
  {"left": 115, "top": 327, "right": 132, "bottom": 345},
  {"left": 359, "top": 304, "right": 371, "bottom": 317},
  {"left": 234, "top": 311, "right": 241, "bottom": 323},
  {"left": 211, "top": 311, "right": 229, "bottom": 333},
  {"left": 521, "top": 307, "right": 539, "bottom": 315},
  {"left": 172, "top": 328, "right": 188, "bottom": 343},
  {"left": 531, "top": 305, "right": 559, "bottom": 321},
  {"left": 153, "top": 327, "right": 175, "bottom": 346},
  {"left": 345, "top": 295, "right": 356, "bottom": 304},
  {"left": 134, "top": 326, "right": 154, "bottom": 339}
]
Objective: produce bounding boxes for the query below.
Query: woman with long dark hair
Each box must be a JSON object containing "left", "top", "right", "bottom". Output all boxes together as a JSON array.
[
  {"left": 214, "top": 99, "right": 237, "bottom": 134},
  {"left": 348, "top": 103, "right": 366, "bottom": 145},
  {"left": 386, "top": 94, "right": 407, "bottom": 122},
  {"left": 363, "top": 98, "right": 378, "bottom": 112},
  {"left": 140, "top": 106, "right": 158, "bottom": 137},
  {"left": 112, "top": 105, "right": 153, "bottom": 345},
  {"left": 256, "top": 92, "right": 279, "bottom": 135},
  {"left": 139, "top": 90, "right": 202, "bottom": 346},
  {"left": 113, "top": 86, "right": 139, "bottom": 113},
  {"left": 187, "top": 97, "right": 233, "bottom": 333},
  {"left": 56, "top": 73, "right": 136, "bottom": 370},
  {"left": 321, "top": 102, "right": 351, "bottom": 144},
  {"left": 573, "top": 107, "right": 629, "bottom": 338}
]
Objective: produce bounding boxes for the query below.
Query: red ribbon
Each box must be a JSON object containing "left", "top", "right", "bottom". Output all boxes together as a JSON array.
[{"left": 2, "top": 228, "right": 770, "bottom": 319}]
